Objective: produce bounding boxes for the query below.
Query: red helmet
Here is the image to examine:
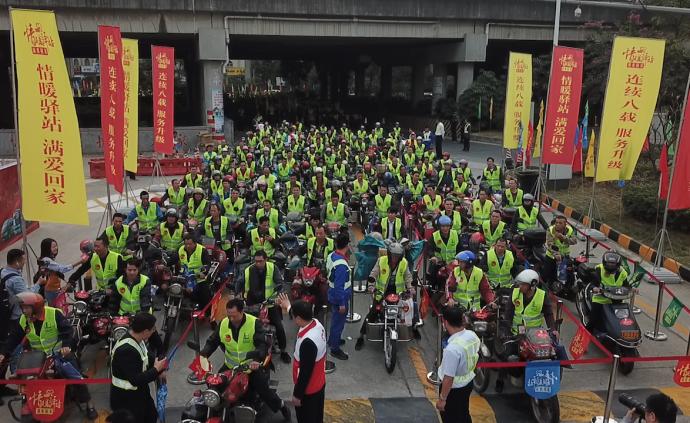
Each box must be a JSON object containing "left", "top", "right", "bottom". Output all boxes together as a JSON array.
[
  {"left": 301, "top": 161, "right": 310, "bottom": 170},
  {"left": 16, "top": 292, "right": 45, "bottom": 318},
  {"left": 442, "top": 151, "right": 450, "bottom": 158},
  {"left": 80, "top": 239, "right": 94, "bottom": 254},
  {"left": 470, "top": 232, "right": 486, "bottom": 245},
  {"left": 246, "top": 153, "right": 254, "bottom": 160},
  {"left": 223, "top": 175, "right": 234, "bottom": 183}
]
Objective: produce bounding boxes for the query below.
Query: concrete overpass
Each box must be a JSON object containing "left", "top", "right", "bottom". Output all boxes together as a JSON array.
[{"left": 0, "top": 0, "right": 655, "bottom": 132}]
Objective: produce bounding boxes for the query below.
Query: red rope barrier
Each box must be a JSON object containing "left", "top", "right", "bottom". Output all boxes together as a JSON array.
[{"left": 0, "top": 378, "right": 112, "bottom": 385}]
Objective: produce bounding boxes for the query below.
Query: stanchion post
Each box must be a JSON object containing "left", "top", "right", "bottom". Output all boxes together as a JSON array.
[
  {"left": 187, "top": 310, "right": 205, "bottom": 385},
  {"left": 347, "top": 265, "right": 361, "bottom": 323},
  {"left": 556, "top": 299, "right": 563, "bottom": 332},
  {"left": 630, "top": 290, "right": 641, "bottom": 315},
  {"left": 644, "top": 281, "right": 668, "bottom": 341},
  {"left": 426, "top": 314, "right": 443, "bottom": 386},
  {"left": 686, "top": 332, "right": 690, "bottom": 356},
  {"left": 322, "top": 304, "right": 336, "bottom": 373},
  {"left": 603, "top": 354, "right": 620, "bottom": 423}
]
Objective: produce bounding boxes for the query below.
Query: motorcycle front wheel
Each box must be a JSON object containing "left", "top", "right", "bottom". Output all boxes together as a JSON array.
[
  {"left": 619, "top": 348, "right": 638, "bottom": 375},
  {"left": 530, "top": 396, "right": 560, "bottom": 423},
  {"left": 384, "top": 326, "right": 397, "bottom": 374},
  {"left": 162, "top": 313, "right": 177, "bottom": 352},
  {"left": 473, "top": 358, "right": 490, "bottom": 394}
]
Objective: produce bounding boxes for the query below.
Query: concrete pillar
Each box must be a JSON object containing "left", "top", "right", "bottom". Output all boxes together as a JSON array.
[
  {"left": 456, "top": 62, "right": 474, "bottom": 101},
  {"left": 431, "top": 64, "right": 448, "bottom": 114},
  {"left": 338, "top": 69, "right": 349, "bottom": 99},
  {"left": 355, "top": 65, "right": 365, "bottom": 96},
  {"left": 317, "top": 64, "right": 329, "bottom": 100},
  {"left": 329, "top": 68, "right": 339, "bottom": 101},
  {"left": 197, "top": 28, "right": 227, "bottom": 124},
  {"left": 412, "top": 63, "right": 426, "bottom": 106},
  {"left": 380, "top": 63, "right": 392, "bottom": 102}
]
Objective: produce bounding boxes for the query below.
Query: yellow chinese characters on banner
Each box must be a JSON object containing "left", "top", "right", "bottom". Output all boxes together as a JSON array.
[
  {"left": 122, "top": 38, "right": 139, "bottom": 173},
  {"left": 596, "top": 37, "right": 665, "bottom": 182},
  {"left": 11, "top": 9, "right": 88, "bottom": 225},
  {"left": 503, "top": 52, "right": 532, "bottom": 149}
]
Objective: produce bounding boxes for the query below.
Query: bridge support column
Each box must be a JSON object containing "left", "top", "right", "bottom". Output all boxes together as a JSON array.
[
  {"left": 412, "top": 63, "right": 426, "bottom": 107},
  {"left": 198, "top": 28, "right": 227, "bottom": 125},
  {"left": 355, "top": 65, "right": 366, "bottom": 96},
  {"left": 455, "top": 62, "right": 474, "bottom": 101},
  {"left": 380, "top": 63, "right": 392, "bottom": 102},
  {"left": 431, "top": 64, "right": 448, "bottom": 114}
]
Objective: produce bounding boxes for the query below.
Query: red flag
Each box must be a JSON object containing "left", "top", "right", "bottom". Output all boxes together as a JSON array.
[
  {"left": 572, "top": 143, "right": 583, "bottom": 173},
  {"left": 542, "top": 46, "right": 584, "bottom": 165},
  {"left": 188, "top": 354, "right": 212, "bottom": 381},
  {"left": 669, "top": 90, "right": 690, "bottom": 210},
  {"left": 642, "top": 135, "right": 650, "bottom": 153},
  {"left": 152, "top": 46, "right": 175, "bottom": 155},
  {"left": 674, "top": 358, "right": 690, "bottom": 387},
  {"left": 569, "top": 326, "right": 591, "bottom": 360},
  {"left": 98, "top": 26, "right": 124, "bottom": 193},
  {"left": 526, "top": 122, "right": 534, "bottom": 167},
  {"left": 660, "top": 143, "right": 669, "bottom": 200},
  {"left": 25, "top": 380, "right": 66, "bottom": 422}
]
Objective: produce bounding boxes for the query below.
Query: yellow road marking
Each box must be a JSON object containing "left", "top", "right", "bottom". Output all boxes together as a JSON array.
[
  {"left": 408, "top": 346, "right": 439, "bottom": 400},
  {"left": 324, "top": 398, "right": 375, "bottom": 423},
  {"left": 94, "top": 198, "right": 108, "bottom": 208},
  {"left": 83, "top": 409, "right": 110, "bottom": 423},
  {"left": 659, "top": 387, "right": 690, "bottom": 415},
  {"left": 470, "top": 396, "right": 498, "bottom": 423},
  {"left": 559, "top": 391, "right": 605, "bottom": 422}
]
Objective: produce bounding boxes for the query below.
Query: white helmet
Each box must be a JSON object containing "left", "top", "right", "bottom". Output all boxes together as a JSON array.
[
  {"left": 315, "top": 167, "right": 323, "bottom": 173},
  {"left": 389, "top": 242, "right": 404, "bottom": 256},
  {"left": 515, "top": 269, "right": 540, "bottom": 287}
]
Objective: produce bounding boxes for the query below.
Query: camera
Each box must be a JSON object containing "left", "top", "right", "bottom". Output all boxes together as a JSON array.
[{"left": 619, "top": 393, "right": 646, "bottom": 416}]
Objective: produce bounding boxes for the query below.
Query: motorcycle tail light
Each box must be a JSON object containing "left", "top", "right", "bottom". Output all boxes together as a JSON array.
[
  {"left": 75, "top": 291, "right": 90, "bottom": 301},
  {"left": 93, "top": 317, "right": 110, "bottom": 335},
  {"left": 473, "top": 310, "right": 489, "bottom": 320},
  {"left": 206, "top": 374, "right": 224, "bottom": 388},
  {"left": 621, "top": 330, "right": 640, "bottom": 341},
  {"left": 620, "top": 318, "right": 634, "bottom": 326},
  {"left": 112, "top": 316, "right": 130, "bottom": 326},
  {"left": 385, "top": 293, "right": 400, "bottom": 304},
  {"left": 375, "top": 304, "right": 382, "bottom": 312}
]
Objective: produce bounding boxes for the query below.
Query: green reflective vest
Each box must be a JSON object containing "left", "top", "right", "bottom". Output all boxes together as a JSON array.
[
  {"left": 511, "top": 287, "right": 546, "bottom": 334},
  {"left": 547, "top": 225, "right": 574, "bottom": 258},
  {"left": 204, "top": 216, "right": 231, "bottom": 250},
  {"left": 115, "top": 275, "right": 150, "bottom": 315},
  {"left": 517, "top": 206, "right": 539, "bottom": 232},
  {"left": 20, "top": 306, "right": 60, "bottom": 353},
  {"left": 307, "top": 237, "right": 334, "bottom": 265},
  {"left": 592, "top": 264, "right": 628, "bottom": 304},
  {"left": 353, "top": 179, "right": 369, "bottom": 195},
  {"left": 91, "top": 251, "right": 121, "bottom": 290},
  {"left": 185, "top": 173, "right": 203, "bottom": 188},
  {"left": 167, "top": 186, "right": 186, "bottom": 207},
  {"left": 446, "top": 333, "right": 480, "bottom": 387},
  {"left": 504, "top": 188, "right": 524, "bottom": 208},
  {"left": 423, "top": 194, "right": 442, "bottom": 211},
  {"left": 250, "top": 228, "right": 277, "bottom": 257},
  {"left": 381, "top": 217, "right": 402, "bottom": 239},
  {"left": 375, "top": 256, "right": 408, "bottom": 301},
  {"left": 257, "top": 189, "right": 274, "bottom": 204},
  {"left": 452, "top": 266, "right": 484, "bottom": 310},
  {"left": 287, "top": 195, "right": 306, "bottom": 214},
  {"left": 135, "top": 203, "right": 159, "bottom": 232},
  {"left": 210, "top": 179, "right": 224, "bottom": 197},
  {"left": 472, "top": 200, "right": 492, "bottom": 226},
  {"left": 432, "top": 230, "right": 459, "bottom": 263},
  {"left": 482, "top": 220, "right": 506, "bottom": 247},
  {"left": 325, "top": 203, "right": 346, "bottom": 225},
  {"left": 160, "top": 222, "right": 184, "bottom": 251},
  {"left": 223, "top": 197, "right": 245, "bottom": 220},
  {"left": 486, "top": 249, "right": 515, "bottom": 288},
  {"left": 178, "top": 243, "right": 204, "bottom": 275},
  {"left": 187, "top": 198, "right": 208, "bottom": 221},
  {"left": 256, "top": 208, "right": 279, "bottom": 229},
  {"left": 105, "top": 225, "right": 130, "bottom": 256},
  {"left": 483, "top": 167, "right": 502, "bottom": 192},
  {"left": 374, "top": 194, "right": 392, "bottom": 219},
  {"left": 324, "top": 188, "right": 343, "bottom": 203},
  {"left": 219, "top": 314, "right": 257, "bottom": 368},
  {"left": 244, "top": 262, "right": 275, "bottom": 300},
  {"left": 407, "top": 180, "right": 424, "bottom": 197},
  {"left": 441, "top": 211, "right": 463, "bottom": 232}
]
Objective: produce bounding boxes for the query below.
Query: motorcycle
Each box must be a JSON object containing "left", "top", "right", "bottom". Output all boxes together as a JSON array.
[
  {"left": 512, "top": 228, "right": 547, "bottom": 273},
  {"left": 575, "top": 263, "right": 641, "bottom": 375},
  {"left": 365, "top": 291, "right": 414, "bottom": 373},
  {"left": 291, "top": 258, "right": 328, "bottom": 321},
  {"left": 71, "top": 290, "right": 111, "bottom": 353},
  {"left": 466, "top": 301, "right": 500, "bottom": 394}
]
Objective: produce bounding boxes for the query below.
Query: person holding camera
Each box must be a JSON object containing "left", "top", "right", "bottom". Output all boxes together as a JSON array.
[{"left": 620, "top": 393, "right": 678, "bottom": 423}]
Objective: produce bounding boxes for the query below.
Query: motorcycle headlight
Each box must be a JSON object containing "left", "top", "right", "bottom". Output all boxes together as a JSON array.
[
  {"left": 303, "top": 278, "right": 314, "bottom": 287},
  {"left": 614, "top": 309, "right": 630, "bottom": 319},
  {"left": 385, "top": 307, "right": 399, "bottom": 318},
  {"left": 202, "top": 389, "right": 221, "bottom": 408},
  {"left": 112, "top": 326, "right": 128, "bottom": 342},
  {"left": 170, "top": 283, "right": 183, "bottom": 295},
  {"left": 473, "top": 321, "right": 488, "bottom": 333},
  {"left": 73, "top": 301, "right": 88, "bottom": 315}
]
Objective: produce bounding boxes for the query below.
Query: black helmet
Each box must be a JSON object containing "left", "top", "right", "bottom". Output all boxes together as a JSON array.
[
  {"left": 602, "top": 251, "right": 622, "bottom": 273},
  {"left": 165, "top": 208, "right": 178, "bottom": 219}
]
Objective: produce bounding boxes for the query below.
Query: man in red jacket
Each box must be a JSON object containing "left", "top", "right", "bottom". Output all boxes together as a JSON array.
[{"left": 278, "top": 294, "right": 326, "bottom": 423}]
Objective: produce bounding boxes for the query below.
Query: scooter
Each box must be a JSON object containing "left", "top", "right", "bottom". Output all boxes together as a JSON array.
[{"left": 575, "top": 263, "right": 642, "bottom": 375}]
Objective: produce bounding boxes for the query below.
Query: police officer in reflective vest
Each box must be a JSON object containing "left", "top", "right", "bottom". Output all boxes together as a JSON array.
[
  {"left": 68, "top": 236, "right": 125, "bottom": 291},
  {"left": 200, "top": 298, "right": 291, "bottom": 421},
  {"left": 447, "top": 251, "right": 495, "bottom": 311},
  {"left": 355, "top": 242, "right": 412, "bottom": 350},
  {"left": 435, "top": 305, "right": 480, "bottom": 423},
  {"left": 588, "top": 252, "right": 629, "bottom": 332},
  {"left": 511, "top": 194, "right": 548, "bottom": 234},
  {"left": 101, "top": 213, "right": 136, "bottom": 260},
  {"left": 111, "top": 259, "right": 153, "bottom": 315},
  {"left": 111, "top": 312, "right": 168, "bottom": 423},
  {"left": 480, "top": 238, "right": 519, "bottom": 293},
  {"left": 0, "top": 292, "right": 98, "bottom": 419},
  {"left": 481, "top": 210, "right": 507, "bottom": 247},
  {"left": 240, "top": 250, "right": 291, "bottom": 364}
]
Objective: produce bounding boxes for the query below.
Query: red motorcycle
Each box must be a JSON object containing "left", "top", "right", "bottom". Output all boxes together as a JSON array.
[{"left": 291, "top": 263, "right": 327, "bottom": 321}]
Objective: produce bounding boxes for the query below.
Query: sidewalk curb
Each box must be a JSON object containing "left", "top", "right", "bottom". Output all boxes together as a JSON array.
[{"left": 542, "top": 194, "right": 690, "bottom": 283}]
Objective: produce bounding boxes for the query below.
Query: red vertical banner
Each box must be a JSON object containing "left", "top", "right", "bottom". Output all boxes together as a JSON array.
[
  {"left": 152, "top": 46, "right": 175, "bottom": 155},
  {"left": 98, "top": 26, "right": 124, "bottom": 193},
  {"left": 542, "top": 46, "right": 584, "bottom": 165},
  {"left": 669, "top": 83, "right": 690, "bottom": 210}
]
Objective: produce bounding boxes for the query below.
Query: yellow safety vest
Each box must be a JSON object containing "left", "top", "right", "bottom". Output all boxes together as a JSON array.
[
  {"left": 482, "top": 220, "right": 506, "bottom": 247},
  {"left": 381, "top": 217, "right": 402, "bottom": 239},
  {"left": 374, "top": 194, "right": 392, "bottom": 219},
  {"left": 446, "top": 333, "right": 480, "bottom": 387},
  {"left": 407, "top": 181, "right": 424, "bottom": 197},
  {"left": 160, "top": 222, "right": 184, "bottom": 251},
  {"left": 204, "top": 216, "right": 231, "bottom": 250},
  {"left": 432, "top": 230, "right": 459, "bottom": 263},
  {"left": 20, "top": 307, "right": 60, "bottom": 353},
  {"left": 483, "top": 167, "right": 502, "bottom": 192},
  {"left": 91, "top": 251, "right": 121, "bottom": 290},
  {"left": 105, "top": 225, "right": 130, "bottom": 256},
  {"left": 244, "top": 262, "right": 276, "bottom": 301},
  {"left": 114, "top": 275, "right": 150, "bottom": 315},
  {"left": 185, "top": 173, "right": 203, "bottom": 188},
  {"left": 187, "top": 199, "right": 208, "bottom": 221},
  {"left": 486, "top": 249, "right": 514, "bottom": 288},
  {"left": 517, "top": 206, "right": 539, "bottom": 232},
  {"left": 472, "top": 199, "right": 493, "bottom": 225},
  {"left": 307, "top": 237, "right": 334, "bottom": 265},
  {"left": 423, "top": 194, "right": 442, "bottom": 211},
  {"left": 452, "top": 266, "right": 484, "bottom": 310},
  {"left": 219, "top": 314, "right": 257, "bottom": 368},
  {"left": 250, "top": 228, "right": 277, "bottom": 257},
  {"left": 512, "top": 288, "right": 546, "bottom": 334},
  {"left": 504, "top": 189, "right": 524, "bottom": 208},
  {"left": 223, "top": 197, "right": 245, "bottom": 220},
  {"left": 257, "top": 189, "right": 274, "bottom": 204},
  {"left": 167, "top": 187, "right": 186, "bottom": 207},
  {"left": 325, "top": 203, "right": 346, "bottom": 225},
  {"left": 546, "top": 225, "right": 574, "bottom": 258},
  {"left": 353, "top": 179, "right": 369, "bottom": 195},
  {"left": 287, "top": 195, "right": 306, "bottom": 214},
  {"left": 441, "top": 211, "right": 463, "bottom": 232},
  {"left": 592, "top": 264, "right": 628, "bottom": 304},
  {"left": 375, "top": 256, "right": 408, "bottom": 301},
  {"left": 256, "top": 208, "right": 280, "bottom": 229},
  {"left": 178, "top": 243, "right": 205, "bottom": 275},
  {"left": 135, "top": 203, "right": 159, "bottom": 232}
]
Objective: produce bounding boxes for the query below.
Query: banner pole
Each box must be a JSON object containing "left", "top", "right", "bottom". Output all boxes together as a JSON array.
[{"left": 8, "top": 8, "right": 32, "bottom": 281}]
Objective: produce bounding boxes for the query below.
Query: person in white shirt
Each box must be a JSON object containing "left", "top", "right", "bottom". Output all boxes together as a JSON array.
[
  {"left": 435, "top": 306, "right": 480, "bottom": 423},
  {"left": 435, "top": 120, "right": 445, "bottom": 158}
]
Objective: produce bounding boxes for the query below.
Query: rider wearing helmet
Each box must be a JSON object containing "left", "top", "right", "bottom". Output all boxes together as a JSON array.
[
  {"left": 427, "top": 215, "right": 461, "bottom": 290},
  {"left": 356, "top": 242, "right": 413, "bottom": 350},
  {"left": 458, "top": 158, "right": 475, "bottom": 184},
  {"left": 447, "top": 251, "right": 495, "bottom": 311},
  {"left": 437, "top": 159, "right": 456, "bottom": 191},
  {"left": 589, "top": 252, "right": 630, "bottom": 331},
  {"left": 312, "top": 167, "right": 327, "bottom": 193},
  {"left": 256, "top": 178, "right": 274, "bottom": 204},
  {"left": 511, "top": 193, "right": 548, "bottom": 234},
  {"left": 160, "top": 208, "right": 185, "bottom": 252},
  {"left": 507, "top": 269, "right": 556, "bottom": 335},
  {"left": 0, "top": 292, "right": 98, "bottom": 418},
  {"left": 185, "top": 188, "right": 209, "bottom": 221},
  {"left": 210, "top": 170, "right": 224, "bottom": 198}
]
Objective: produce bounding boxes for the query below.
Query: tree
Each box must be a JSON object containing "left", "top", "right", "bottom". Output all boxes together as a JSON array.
[{"left": 456, "top": 70, "right": 506, "bottom": 130}]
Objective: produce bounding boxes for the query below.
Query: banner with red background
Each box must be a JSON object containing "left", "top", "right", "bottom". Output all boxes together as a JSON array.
[
  {"left": 152, "top": 45, "right": 174, "bottom": 155},
  {"left": 542, "top": 46, "right": 584, "bottom": 165},
  {"left": 98, "top": 26, "right": 124, "bottom": 193}
]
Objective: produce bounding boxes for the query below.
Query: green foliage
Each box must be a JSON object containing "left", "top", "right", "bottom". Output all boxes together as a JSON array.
[
  {"left": 621, "top": 177, "right": 690, "bottom": 232},
  {"left": 434, "top": 97, "right": 457, "bottom": 120},
  {"left": 456, "top": 70, "right": 506, "bottom": 129}
]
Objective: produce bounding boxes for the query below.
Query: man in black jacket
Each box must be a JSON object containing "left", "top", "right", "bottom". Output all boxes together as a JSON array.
[{"left": 110, "top": 312, "right": 167, "bottom": 423}]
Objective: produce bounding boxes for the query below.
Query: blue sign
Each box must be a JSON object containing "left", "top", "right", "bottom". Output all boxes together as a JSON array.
[{"left": 524, "top": 361, "right": 560, "bottom": 399}]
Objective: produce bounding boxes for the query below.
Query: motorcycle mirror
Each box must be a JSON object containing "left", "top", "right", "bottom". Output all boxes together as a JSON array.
[{"left": 187, "top": 341, "right": 200, "bottom": 351}]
